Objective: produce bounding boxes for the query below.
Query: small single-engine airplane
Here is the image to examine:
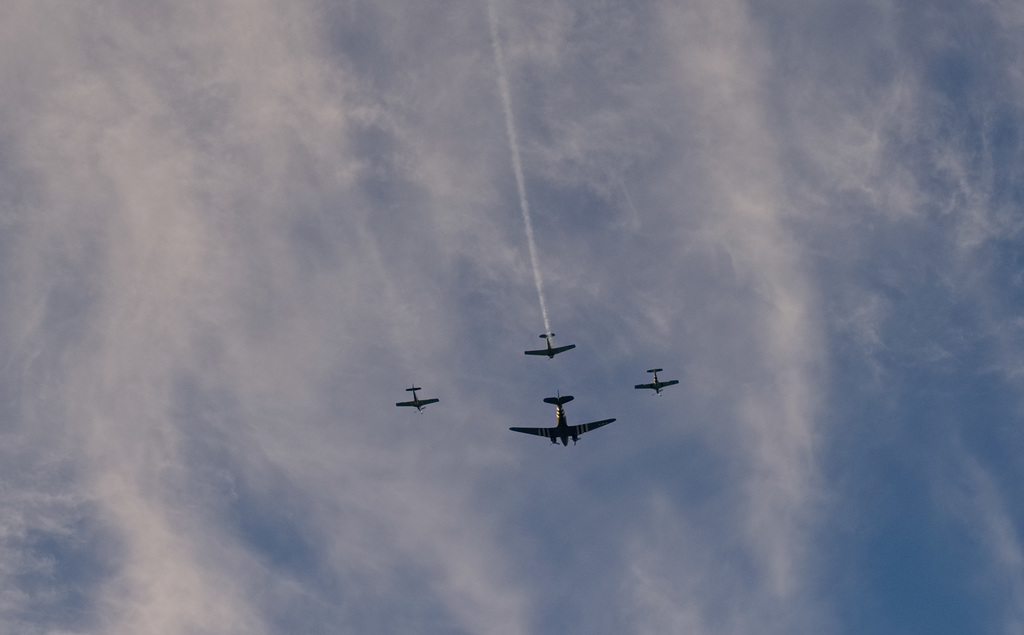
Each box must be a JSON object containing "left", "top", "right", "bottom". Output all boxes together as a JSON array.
[
  {"left": 634, "top": 368, "right": 679, "bottom": 395},
  {"left": 524, "top": 333, "right": 576, "bottom": 358},
  {"left": 510, "top": 394, "right": 615, "bottom": 446},
  {"left": 395, "top": 385, "right": 439, "bottom": 412}
]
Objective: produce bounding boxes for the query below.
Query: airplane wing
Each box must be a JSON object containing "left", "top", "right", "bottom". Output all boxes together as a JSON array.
[
  {"left": 569, "top": 418, "right": 616, "bottom": 436},
  {"left": 634, "top": 383, "right": 656, "bottom": 390},
  {"left": 524, "top": 344, "right": 576, "bottom": 356},
  {"left": 396, "top": 398, "right": 438, "bottom": 407},
  {"left": 509, "top": 426, "right": 555, "bottom": 438},
  {"left": 661, "top": 380, "right": 679, "bottom": 388}
]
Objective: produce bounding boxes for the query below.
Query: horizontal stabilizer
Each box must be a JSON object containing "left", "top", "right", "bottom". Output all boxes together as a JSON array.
[
  {"left": 406, "top": 386, "right": 422, "bottom": 392},
  {"left": 541, "top": 333, "right": 554, "bottom": 339},
  {"left": 543, "top": 395, "right": 574, "bottom": 406},
  {"left": 647, "top": 368, "right": 663, "bottom": 374}
]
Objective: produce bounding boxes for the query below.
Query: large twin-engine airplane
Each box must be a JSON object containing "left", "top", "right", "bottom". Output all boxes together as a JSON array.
[
  {"left": 510, "top": 395, "right": 615, "bottom": 446},
  {"left": 634, "top": 368, "right": 679, "bottom": 395},
  {"left": 395, "top": 385, "right": 439, "bottom": 412},
  {"left": 524, "top": 333, "right": 576, "bottom": 358}
]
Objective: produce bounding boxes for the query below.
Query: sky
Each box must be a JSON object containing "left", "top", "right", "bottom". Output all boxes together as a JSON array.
[{"left": 2, "top": 0, "right": 1024, "bottom": 633}]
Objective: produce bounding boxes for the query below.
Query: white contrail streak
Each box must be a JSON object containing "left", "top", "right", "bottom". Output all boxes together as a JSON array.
[{"left": 487, "top": 0, "right": 551, "bottom": 336}]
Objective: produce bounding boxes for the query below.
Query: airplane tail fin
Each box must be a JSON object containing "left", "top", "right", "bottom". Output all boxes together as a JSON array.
[
  {"left": 543, "top": 395, "right": 574, "bottom": 406},
  {"left": 407, "top": 386, "right": 422, "bottom": 392},
  {"left": 647, "top": 368, "right": 663, "bottom": 374},
  {"left": 540, "top": 333, "right": 554, "bottom": 339}
]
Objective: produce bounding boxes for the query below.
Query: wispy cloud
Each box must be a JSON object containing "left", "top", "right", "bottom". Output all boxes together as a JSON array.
[
  {"left": 2, "top": 1, "right": 531, "bottom": 632},
  {"left": 937, "top": 450, "right": 1024, "bottom": 634}
]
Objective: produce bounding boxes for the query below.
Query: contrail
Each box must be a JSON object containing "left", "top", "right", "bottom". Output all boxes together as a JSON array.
[{"left": 487, "top": 0, "right": 551, "bottom": 336}]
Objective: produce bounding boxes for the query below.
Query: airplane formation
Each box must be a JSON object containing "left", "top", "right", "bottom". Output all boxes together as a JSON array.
[{"left": 396, "top": 332, "right": 678, "bottom": 446}]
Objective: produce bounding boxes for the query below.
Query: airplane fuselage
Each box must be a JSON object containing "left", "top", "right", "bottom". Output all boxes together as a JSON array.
[
  {"left": 552, "top": 405, "right": 573, "bottom": 446},
  {"left": 409, "top": 389, "right": 426, "bottom": 412}
]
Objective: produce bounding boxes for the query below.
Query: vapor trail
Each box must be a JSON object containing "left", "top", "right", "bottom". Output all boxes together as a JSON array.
[{"left": 487, "top": 0, "right": 551, "bottom": 336}]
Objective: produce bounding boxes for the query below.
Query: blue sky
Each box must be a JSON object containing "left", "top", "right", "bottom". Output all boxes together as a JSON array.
[{"left": 2, "top": 0, "right": 1024, "bottom": 633}]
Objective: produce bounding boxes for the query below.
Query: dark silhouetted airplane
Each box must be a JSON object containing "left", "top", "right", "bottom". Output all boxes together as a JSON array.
[
  {"left": 510, "top": 394, "right": 615, "bottom": 446},
  {"left": 634, "top": 368, "right": 679, "bottom": 395},
  {"left": 395, "top": 385, "right": 439, "bottom": 412},
  {"left": 524, "top": 333, "right": 575, "bottom": 358}
]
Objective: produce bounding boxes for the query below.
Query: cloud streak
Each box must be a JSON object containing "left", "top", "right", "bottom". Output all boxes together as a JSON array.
[{"left": 487, "top": 0, "right": 552, "bottom": 336}]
